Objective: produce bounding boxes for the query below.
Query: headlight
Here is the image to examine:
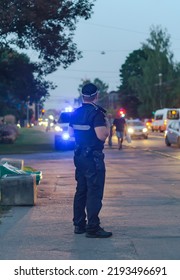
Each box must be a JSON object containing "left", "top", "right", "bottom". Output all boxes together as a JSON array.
[
  {"left": 55, "top": 125, "right": 63, "bottom": 132},
  {"left": 127, "top": 127, "right": 134, "bottom": 134},
  {"left": 62, "top": 132, "right": 70, "bottom": 140},
  {"left": 143, "top": 127, "right": 148, "bottom": 133}
]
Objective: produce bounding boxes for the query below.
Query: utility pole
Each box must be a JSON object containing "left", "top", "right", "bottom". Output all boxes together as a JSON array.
[{"left": 158, "top": 73, "right": 163, "bottom": 108}]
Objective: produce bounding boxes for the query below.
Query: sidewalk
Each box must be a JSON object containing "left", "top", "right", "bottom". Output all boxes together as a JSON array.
[{"left": 0, "top": 146, "right": 180, "bottom": 260}]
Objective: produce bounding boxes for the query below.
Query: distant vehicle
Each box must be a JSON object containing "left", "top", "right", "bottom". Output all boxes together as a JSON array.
[
  {"left": 165, "top": 120, "right": 180, "bottom": 148},
  {"left": 144, "top": 118, "right": 153, "bottom": 130},
  {"left": 152, "top": 108, "right": 180, "bottom": 132},
  {"left": 126, "top": 120, "right": 148, "bottom": 139},
  {"left": 54, "top": 111, "right": 75, "bottom": 150}
]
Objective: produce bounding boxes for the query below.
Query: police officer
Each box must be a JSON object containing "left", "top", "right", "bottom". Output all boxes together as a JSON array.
[{"left": 69, "top": 83, "right": 112, "bottom": 238}]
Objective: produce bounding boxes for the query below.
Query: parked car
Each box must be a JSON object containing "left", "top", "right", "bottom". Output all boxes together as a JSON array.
[
  {"left": 144, "top": 118, "right": 153, "bottom": 131},
  {"left": 165, "top": 120, "right": 180, "bottom": 148},
  {"left": 54, "top": 111, "right": 75, "bottom": 150},
  {"left": 126, "top": 120, "right": 148, "bottom": 139}
]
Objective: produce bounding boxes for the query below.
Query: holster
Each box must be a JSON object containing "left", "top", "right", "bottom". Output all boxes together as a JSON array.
[
  {"left": 93, "top": 150, "right": 104, "bottom": 159},
  {"left": 74, "top": 146, "right": 92, "bottom": 157}
]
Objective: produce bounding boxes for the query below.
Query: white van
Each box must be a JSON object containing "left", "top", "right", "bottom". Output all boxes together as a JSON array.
[{"left": 152, "top": 108, "right": 180, "bottom": 132}]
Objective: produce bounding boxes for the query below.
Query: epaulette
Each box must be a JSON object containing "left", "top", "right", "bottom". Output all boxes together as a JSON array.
[{"left": 91, "top": 102, "right": 107, "bottom": 114}]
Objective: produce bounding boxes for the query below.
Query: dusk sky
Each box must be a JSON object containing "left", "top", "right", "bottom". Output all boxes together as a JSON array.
[{"left": 44, "top": 0, "right": 180, "bottom": 110}]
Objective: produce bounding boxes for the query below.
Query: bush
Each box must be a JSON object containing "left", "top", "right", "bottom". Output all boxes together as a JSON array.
[
  {"left": 4, "top": 114, "right": 16, "bottom": 124},
  {"left": 0, "top": 124, "right": 19, "bottom": 144}
]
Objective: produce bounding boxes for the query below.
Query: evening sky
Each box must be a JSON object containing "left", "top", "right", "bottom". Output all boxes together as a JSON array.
[{"left": 44, "top": 0, "right": 180, "bottom": 110}]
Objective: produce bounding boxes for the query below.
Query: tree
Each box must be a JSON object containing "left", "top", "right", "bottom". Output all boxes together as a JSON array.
[
  {"left": 172, "top": 63, "right": 180, "bottom": 107},
  {"left": 119, "top": 49, "right": 147, "bottom": 93},
  {"left": 139, "top": 25, "right": 175, "bottom": 114},
  {"left": 118, "top": 49, "right": 147, "bottom": 118},
  {"left": 119, "top": 25, "right": 179, "bottom": 118},
  {"left": 0, "top": 47, "right": 53, "bottom": 123},
  {"left": 93, "top": 78, "right": 109, "bottom": 109},
  {"left": 0, "top": 0, "right": 95, "bottom": 75}
]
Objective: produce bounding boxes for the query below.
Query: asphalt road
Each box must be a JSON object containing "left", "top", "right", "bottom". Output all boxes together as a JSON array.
[{"left": 0, "top": 138, "right": 180, "bottom": 260}]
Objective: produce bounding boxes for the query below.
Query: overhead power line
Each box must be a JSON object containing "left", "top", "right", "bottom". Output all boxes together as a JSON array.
[
  {"left": 83, "top": 22, "right": 180, "bottom": 41},
  {"left": 81, "top": 49, "right": 134, "bottom": 53},
  {"left": 64, "top": 69, "right": 118, "bottom": 73},
  {"left": 84, "top": 22, "right": 148, "bottom": 35}
]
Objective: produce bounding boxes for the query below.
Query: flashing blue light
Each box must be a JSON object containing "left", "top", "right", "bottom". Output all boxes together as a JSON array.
[
  {"left": 64, "top": 106, "right": 73, "bottom": 112},
  {"left": 62, "top": 132, "right": 70, "bottom": 140}
]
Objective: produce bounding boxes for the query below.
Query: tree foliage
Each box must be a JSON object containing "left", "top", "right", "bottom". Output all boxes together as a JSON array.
[
  {"left": 119, "top": 49, "right": 147, "bottom": 93},
  {"left": 0, "top": 47, "right": 53, "bottom": 121},
  {"left": 118, "top": 49, "right": 147, "bottom": 118},
  {"left": 0, "top": 0, "right": 95, "bottom": 75},
  {"left": 119, "top": 25, "right": 180, "bottom": 118}
]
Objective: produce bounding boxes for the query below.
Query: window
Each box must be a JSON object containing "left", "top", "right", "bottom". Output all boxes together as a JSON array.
[
  {"left": 155, "top": 114, "right": 163, "bottom": 120},
  {"left": 127, "top": 121, "right": 143, "bottom": 126},
  {"left": 170, "top": 121, "right": 178, "bottom": 130},
  {"left": 167, "top": 110, "right": 179, "bottom": 120},
  {"left": 174, "top": 122, "right": 179, "bottom": 131}
]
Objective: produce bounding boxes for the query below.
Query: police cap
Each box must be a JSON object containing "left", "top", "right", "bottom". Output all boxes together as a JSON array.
[{"left": 82, "top": 83, "right": 98, "bottom": 97}]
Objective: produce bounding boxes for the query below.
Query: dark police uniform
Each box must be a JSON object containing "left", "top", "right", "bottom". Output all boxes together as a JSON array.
[{"left": 69, "top": 103, "right": 106, "bottom": 233}]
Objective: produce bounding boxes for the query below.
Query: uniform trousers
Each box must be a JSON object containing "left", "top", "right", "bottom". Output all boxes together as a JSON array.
[{"left": 73, "top": 150, "right": 105, "bottom": 232}]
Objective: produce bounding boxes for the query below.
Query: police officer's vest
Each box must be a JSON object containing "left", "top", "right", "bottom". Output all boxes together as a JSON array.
[{"left": 70, "top": 103, "right": 105, "bottom": 151}]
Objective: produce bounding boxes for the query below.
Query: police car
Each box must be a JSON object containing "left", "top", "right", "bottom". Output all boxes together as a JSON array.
[{"left": 54, "top": 111, "right": 75, "bottom": 150}]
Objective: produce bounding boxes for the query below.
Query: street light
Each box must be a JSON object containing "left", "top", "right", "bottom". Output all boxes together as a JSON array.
[{"left": 158, "top": 73, "right": 163, "bottom": 108}]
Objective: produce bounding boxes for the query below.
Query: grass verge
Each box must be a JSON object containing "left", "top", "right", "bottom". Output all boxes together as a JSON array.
[{"left": 0, "top": 127, "right": 55, "bottom": 154}]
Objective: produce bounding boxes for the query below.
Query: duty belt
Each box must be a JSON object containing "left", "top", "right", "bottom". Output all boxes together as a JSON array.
[{"left": 74, "top": 145, "right": 102, "bottom": 158}]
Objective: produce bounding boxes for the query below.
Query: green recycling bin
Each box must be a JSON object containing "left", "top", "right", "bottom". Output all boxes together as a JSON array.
[
  {"left": 23, "top": 166, "right": 42, "bottom": 185},
  {"left": 0, "top": 163, "right": 42, "bottom": 185}
]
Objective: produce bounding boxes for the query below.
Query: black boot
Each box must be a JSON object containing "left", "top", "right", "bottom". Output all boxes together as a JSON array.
[
  {"left": 86, "top": 227, "right": 112, "bottom": 238},
  {"left": 74, "top": 226, "right": 86, "bottom": 234}
]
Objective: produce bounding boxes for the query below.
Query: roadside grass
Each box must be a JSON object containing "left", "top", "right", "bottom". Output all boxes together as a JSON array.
[{"left": 0, "top": 127, "right": 55, "bottom": 154}]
